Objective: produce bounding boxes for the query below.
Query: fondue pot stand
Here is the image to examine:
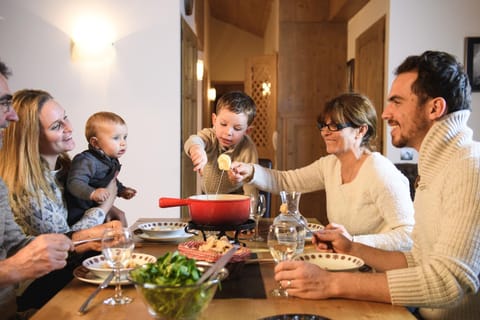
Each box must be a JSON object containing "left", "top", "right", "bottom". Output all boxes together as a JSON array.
[{"left": 185, "top": 219, "right": 255, "bottom": 245}]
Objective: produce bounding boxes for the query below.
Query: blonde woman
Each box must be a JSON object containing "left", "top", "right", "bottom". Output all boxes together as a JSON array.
[{"left": 0, "top": 89, "right": 123, "bottom": 311}]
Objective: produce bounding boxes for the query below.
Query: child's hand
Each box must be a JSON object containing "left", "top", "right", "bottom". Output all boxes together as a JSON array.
[
  {"left": 90, "top": 188, "right": 110, "bottom": 203},
  {"left": 119, "top": 187, "right": 137, "bottom": 199},
  {"left": 189, "top": 145, "right": 207, "bottom": 174}
]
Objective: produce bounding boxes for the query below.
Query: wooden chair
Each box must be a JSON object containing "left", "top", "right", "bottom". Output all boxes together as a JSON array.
[{"left": 394, "top": 163, "right": 418, "bottom": 200}]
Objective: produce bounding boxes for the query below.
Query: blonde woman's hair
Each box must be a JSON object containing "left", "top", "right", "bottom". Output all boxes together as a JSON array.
[
  {"left": 85, "top": 111, "right": 126, "bottom": 143},
  {"left": 0, "top": 89, "right": 67, "bottom": 213}
]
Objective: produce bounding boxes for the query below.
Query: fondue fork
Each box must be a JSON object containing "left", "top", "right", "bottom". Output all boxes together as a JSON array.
[{"left": 73, "top": 237, "right": 103, "bottom": 246}]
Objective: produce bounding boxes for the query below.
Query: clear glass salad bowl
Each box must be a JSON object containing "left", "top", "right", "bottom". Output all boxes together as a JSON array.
[{"left": 129, "top": 262, "right": 228, "bottom": 320}]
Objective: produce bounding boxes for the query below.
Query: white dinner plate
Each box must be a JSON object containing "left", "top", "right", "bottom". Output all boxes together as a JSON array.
[
  {"left": 74, "top": 266, "right": 132, "bottom": 286},
  {"left": 136, "top": 230, "right": 195, "bottom": 242},
  {"left": 294, "top": 252, "right": 364, "bottom": 271},
  {"left": 82, "top": 252, "right": 156, "bottom": 280},
  {"left": 137, "top": 221, "right": 188, "bottom": 237},
  {"left": 304, "top": 223, "right": 324, "bottom": 241}
]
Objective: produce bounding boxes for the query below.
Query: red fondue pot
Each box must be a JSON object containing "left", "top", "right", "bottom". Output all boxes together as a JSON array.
[{"left": 159, "top": 194, "right": 250, "bottom": 226}]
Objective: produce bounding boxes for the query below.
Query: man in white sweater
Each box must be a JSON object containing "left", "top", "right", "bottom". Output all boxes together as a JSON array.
[{"left": 274, "top": 51, "right": 480, "bottom": 319}]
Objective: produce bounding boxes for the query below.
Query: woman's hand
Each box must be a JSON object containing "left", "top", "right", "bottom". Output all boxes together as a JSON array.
[
  {"left": 229, "top": 161, "right": 254, "bottom": 183},
  {"left": 325, "top": 222, "right": 353, "bottom": 241},
  {"left": 72, "top": 220, "right": 123, "bottom": 252},
  {"left": 274, "top": 260, "right": 333, "bottom": 299},
  {"left": 312, "top": 228, "right": 354, "bottom": 254}
]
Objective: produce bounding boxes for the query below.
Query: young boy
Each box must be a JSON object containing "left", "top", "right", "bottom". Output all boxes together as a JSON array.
[
  {"left": 184, "top": 91, "right": 258, "bottom": 196},
  {"left": 66, "top": 111, "right": 136, "bottom": 230}
]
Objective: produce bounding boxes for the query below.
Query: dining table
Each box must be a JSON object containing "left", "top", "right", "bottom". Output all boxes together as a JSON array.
[{"left": 31, "top": 218, "right": 415, "bottom": 320}]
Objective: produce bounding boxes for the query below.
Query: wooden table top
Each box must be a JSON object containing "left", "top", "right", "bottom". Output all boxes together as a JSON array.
[{"left": 31, "top": 218, "right": 414, "bottom": 320}]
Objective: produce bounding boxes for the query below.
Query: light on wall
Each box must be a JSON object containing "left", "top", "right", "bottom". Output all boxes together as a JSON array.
[
  {"left": 261, "top": 81, "right": 271, "bottom": 96},
  {"left": 197, "top": 60, "right": 204, "bottom": 80},
  {"left": 208, "top": 88, "right": 216, "bottom": 101},
  {"left": 71, "top": 15, "right": 115, "bottom": 62}
]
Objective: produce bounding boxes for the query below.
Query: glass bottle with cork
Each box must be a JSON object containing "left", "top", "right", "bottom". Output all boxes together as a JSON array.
[{"left": 273, "top": 191, "right": 307, "bottom": 254}]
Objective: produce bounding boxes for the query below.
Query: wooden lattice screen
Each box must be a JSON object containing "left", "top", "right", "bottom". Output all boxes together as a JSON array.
[{"left": 245, "top": 54, "right": 277, "bottom": 166}]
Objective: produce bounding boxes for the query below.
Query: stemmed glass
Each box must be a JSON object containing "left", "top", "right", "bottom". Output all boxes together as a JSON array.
[
  {"left": 250, "top": 194, "right": 266, "bottom": 241},
  {"left": 267, "top": 222, "right": 298, "bottom": 297},
  {"left": 101, "top": 227, "right": 135, "bottom": 305}
]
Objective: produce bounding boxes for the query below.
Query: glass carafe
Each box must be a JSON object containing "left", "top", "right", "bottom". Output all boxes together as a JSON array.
[{"left": 273, "top": 191, "right": 306, "bottom": 254}]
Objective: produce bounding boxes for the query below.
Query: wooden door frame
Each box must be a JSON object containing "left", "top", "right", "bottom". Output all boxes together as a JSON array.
[{"left": 354, "top": 16, "right": 386, "bottom": 154}]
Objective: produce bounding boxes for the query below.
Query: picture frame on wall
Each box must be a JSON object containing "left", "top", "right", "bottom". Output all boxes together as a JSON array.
[{"left": 465, "top": 37, "right": 480, "bottom": 92}]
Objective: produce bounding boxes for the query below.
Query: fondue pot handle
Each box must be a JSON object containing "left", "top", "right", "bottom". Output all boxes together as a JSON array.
[{"left": 159, "top": 197, "right": 190, "bottom": 208}]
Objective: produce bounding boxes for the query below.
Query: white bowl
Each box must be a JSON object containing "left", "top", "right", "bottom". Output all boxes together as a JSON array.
[
  {"left": 82, "top": 253, "right": 156, "bottom": 280},
  {"left": 294, "top": 252, "right": 364, "bottom": 272},
  {"left": 137, "top": 221, "right": 187, "bottom": 237}
]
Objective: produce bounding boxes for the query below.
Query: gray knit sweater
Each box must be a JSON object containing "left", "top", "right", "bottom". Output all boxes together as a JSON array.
[
  {"left": 387, "top": 110, "right": 480, "bottom": 319},
  {"left": 0, "top": 179, "right": 33, "bottom": 320}
]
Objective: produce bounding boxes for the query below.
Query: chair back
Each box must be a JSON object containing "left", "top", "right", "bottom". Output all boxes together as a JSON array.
[
  {"left": 394, "top": 163, "right": 418, "bottom": 200},
  {"left": 258, "top": 158, "right": 272, "bottom": 217}
]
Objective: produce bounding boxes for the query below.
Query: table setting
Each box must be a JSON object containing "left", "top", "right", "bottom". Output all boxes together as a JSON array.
[{"left": 31, "top": 191, "right": 415, "bottom": 320}]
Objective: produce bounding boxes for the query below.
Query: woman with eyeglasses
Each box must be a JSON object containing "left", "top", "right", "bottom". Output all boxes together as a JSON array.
[{"left": 230, "top": 92, "right": 414, "bottom": 251}]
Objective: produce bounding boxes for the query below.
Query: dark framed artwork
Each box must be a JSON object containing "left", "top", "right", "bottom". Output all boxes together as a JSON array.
[
  {"left": 346, "top": 59, "right": 355, "bottom": 92},
  {"left": 465, "top": 37, "right": 480, "bottom": 92}
]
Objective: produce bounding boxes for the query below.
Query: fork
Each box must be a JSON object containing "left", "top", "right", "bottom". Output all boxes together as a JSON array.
[
  {"left": 292, "top": 215, "right": 333, "bottom": 250},
  {"left": 73, "top": 237, "right": 103, "bottom": 246}
]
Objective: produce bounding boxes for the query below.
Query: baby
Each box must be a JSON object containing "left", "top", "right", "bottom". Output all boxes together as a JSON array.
[{"left": 66, "top": 111, "right": 136, "bottom": 230}]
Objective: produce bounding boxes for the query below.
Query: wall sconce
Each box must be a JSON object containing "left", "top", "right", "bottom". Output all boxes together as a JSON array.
[
  {"left": 261, "top": 81, "right": 271, "bottom": 96},
  {"left": 208, "top": 88, "right": 216, "bottom": 101},
  {"left": 197, "top": 60, "right": 204, "bottom": 80},
  {"left": 71, "top": 16, "right": 115, "bottom": 63}
]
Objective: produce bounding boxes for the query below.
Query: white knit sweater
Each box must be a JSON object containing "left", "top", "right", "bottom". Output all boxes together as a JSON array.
[
  {"left": 250, "top": 152, "right": 414, "bottom": 251},
  {"left": 386, "top": 110, "right": 480, "bottom": 319}
]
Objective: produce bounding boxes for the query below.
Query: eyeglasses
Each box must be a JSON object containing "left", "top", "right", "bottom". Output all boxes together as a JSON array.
[
  {"left": 317, "top": 121, "right": 353, "bottom": 132},
  {"left": 0, "top": 95, "right": 13, "bottom": 113}
]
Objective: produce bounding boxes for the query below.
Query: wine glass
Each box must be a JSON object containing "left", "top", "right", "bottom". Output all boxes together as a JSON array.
[
  {"left": 250, "top": 194, "right": 266, "bottom": 241},
  {"left": 102, "top": 227, "right": 135, "bottom": 305},
  {"left": 267, "top": 222, "right": 298, "bottom": 297}
]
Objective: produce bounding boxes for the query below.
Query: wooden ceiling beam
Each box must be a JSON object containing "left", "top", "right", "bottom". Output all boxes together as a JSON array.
[{"left": 328, "top": 0, "right": 369, "bottom": 22}]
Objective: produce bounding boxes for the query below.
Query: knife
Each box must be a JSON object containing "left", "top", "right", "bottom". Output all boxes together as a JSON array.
[
  {"left": 78, "top": 271, "right": 114, "bottom": 314},
  {"left": 196, "top": 245, "right": 239, "bottom": 284}
]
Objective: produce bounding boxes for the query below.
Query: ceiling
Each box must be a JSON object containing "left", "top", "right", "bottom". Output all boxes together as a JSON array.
[{"left": 209, "top": 0, "right": 369, "bottom": 38}]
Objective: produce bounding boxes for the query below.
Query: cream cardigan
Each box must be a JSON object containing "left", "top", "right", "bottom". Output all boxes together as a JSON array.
[{"left": 249, "top": 152, "right": 414, "bottom": 251}]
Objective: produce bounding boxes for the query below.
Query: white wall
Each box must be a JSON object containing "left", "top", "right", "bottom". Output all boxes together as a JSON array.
[
  {"left": 0, "top": 0, "right": 183, "bottom": 224},
  {"left": 349, "top": 0, "right": 480, "bottom": 162}
]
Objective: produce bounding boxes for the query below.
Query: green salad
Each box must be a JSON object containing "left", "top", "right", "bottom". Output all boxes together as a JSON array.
[
  {"left": 130, "top": 251, "right": 217, "bottom": 320},
  {"left": 130, "top": 251, "right": 201, "bottom": 286}
]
